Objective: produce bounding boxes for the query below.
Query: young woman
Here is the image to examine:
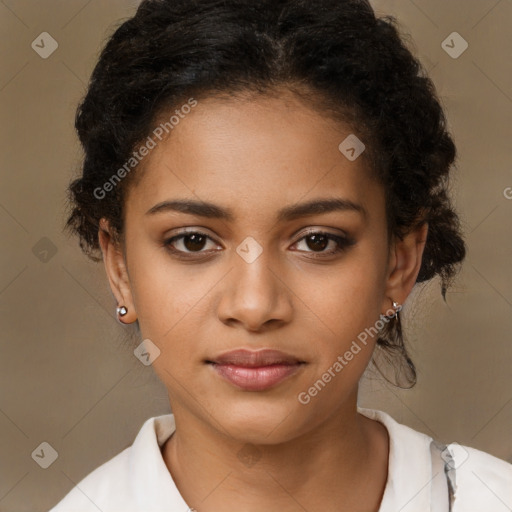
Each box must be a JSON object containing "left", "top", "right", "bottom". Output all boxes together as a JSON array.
[{"left": 50, "top": 0, "right": 512, "bottom": 510}]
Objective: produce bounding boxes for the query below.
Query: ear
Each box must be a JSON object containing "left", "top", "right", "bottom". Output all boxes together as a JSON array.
[
  {"left": 381, "top": 221, "right": 428, "bottom": 316},
  {"left": 98, "top": 218, "right": 137, "bottom": 324}
]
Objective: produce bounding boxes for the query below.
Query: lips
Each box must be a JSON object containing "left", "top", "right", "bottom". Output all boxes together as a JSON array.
[
  {"left": 207, "top": 349, "right": 303, "bottom": 367},
  {"left": 206, "top": 349, "right": 305, "bottom": 391}
]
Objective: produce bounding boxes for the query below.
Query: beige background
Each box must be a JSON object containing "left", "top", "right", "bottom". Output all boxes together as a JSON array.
[{"left": 0, "top": 0, "right": 511, "bottom": 510}]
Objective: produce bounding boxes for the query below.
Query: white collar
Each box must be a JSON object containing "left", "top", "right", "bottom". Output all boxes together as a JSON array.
[
  {"left": 358, "top": 407, "right": 433, "bottom": 511},
  {"left": 124, "top": 407, "right": 434, "bottom": 511},
  {"left": 127, "top": 412, "right": 189, "bottom": 509}
]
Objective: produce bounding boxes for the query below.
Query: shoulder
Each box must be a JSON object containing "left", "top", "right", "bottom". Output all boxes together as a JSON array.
[
  {"left": 48, "top": 414, "right": 187, "bottom": 512},
  {"left": 358, "top": 407, "right": 512, "bottom": 511},
  {"left": 48, "top": 446, "right": 133, "bottom": 511},
  {"left": 449, "top": 442, "right": 512, "bottom": 512}
]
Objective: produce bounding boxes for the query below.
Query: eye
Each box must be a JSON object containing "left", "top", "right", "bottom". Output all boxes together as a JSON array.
[
  {"left": 291, "top": 230, "right": 355, "bottom": 257},
  {"left": 163, "top": 229, "right": 355, "bottom": 259},
  {"left": 163, "top": 230, "right": 220, "bottom": 256}
]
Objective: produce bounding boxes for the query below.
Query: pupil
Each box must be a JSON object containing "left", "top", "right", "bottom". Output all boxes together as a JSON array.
[
  {"left": 307, "top": 234, "right": 328, "bottom": 252},
  {"left": 184, "top": 234, "right": 206, "bottom": 252}
]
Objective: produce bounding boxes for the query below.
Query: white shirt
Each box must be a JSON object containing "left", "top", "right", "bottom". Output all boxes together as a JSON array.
[{"left": 48, "top": 408, "right": 512, "bottom": 511}]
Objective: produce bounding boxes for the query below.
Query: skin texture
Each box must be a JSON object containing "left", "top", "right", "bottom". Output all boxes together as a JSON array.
[{"left": 98, "top": 90, "right": 428, "bottom": 512}]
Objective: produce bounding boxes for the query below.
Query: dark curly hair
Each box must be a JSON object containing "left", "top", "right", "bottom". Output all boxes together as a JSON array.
[{"left": 64, "top": 0, "right": 467, "bottom": 387}]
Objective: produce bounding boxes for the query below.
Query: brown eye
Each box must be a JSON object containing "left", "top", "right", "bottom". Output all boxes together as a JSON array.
[
  {"left": 293, "top": 231, "right": 355, "bottom": 256},
  {"left": 164, "top": 231, "right": 219, "bottom": 255},
  {"left": 304, "top": 234, "right": 329, "bottom": 252},
  {"left": 181, "top": 233, "right": 207, "bottom": 252}
]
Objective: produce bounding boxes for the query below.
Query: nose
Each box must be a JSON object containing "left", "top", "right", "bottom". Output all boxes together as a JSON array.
[{"left": 216, "top": 246, "right": 293, "bottom": 333}]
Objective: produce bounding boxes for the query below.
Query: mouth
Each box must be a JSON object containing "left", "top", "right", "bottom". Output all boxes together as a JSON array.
[{"left": 205, "top": 349, "right": 306, "bottom": 391}]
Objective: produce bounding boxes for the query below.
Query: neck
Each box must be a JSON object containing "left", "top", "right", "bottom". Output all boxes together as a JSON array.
[{"left": 161, "top": 394, "right": 389, "bottom": 512}]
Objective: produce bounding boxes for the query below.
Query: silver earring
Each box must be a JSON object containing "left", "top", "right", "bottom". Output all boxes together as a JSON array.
[
  {"left": 388, "top": 300, "right": 402, "bottom": 319},
  {"left": 116, "top": 305, "right": 128, "bottom": 323}
]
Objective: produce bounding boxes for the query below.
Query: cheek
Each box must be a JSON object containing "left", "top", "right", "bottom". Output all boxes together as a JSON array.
[
  {"left": 292, "top": 259, "right": 386, "bottom": 401},
  {"left": 302, "top": 255, "right": 384, "bottom": 345},
  {"left": 127, "top": 245, "right": 196, "bottom": 341},
  {"left": 294, "top": 263, "right": 384, "bottom": 408},
  {"left": 128, "top": 252, "right": 217, "bottom": 377}
]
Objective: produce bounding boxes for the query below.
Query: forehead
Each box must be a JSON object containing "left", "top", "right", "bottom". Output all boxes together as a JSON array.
[{"left": 124, "top": 91, "right": 383, "bottom": 223}]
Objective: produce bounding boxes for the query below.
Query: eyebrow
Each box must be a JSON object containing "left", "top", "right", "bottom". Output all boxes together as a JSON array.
[{"left": 145, "top": 197, "right": 367, "bottom": 222}]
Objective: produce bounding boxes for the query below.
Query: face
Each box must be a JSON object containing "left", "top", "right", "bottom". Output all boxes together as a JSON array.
[{"left": 99, "top": 89, "right": 427, "bottom": 444}]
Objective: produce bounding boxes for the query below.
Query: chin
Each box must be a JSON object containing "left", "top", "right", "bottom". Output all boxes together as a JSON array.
[{"left": 212, "top": 398, "right": 310, "bottom": 446}]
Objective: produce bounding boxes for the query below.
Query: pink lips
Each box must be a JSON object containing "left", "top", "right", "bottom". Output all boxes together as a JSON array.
[{"left": 207, "top": 349, "right": 305, "bottom": 391}]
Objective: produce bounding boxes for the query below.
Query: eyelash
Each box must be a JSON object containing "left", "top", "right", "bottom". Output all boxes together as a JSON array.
[{"left": 163, "top": 229, "right": 355, "bottom": 259}]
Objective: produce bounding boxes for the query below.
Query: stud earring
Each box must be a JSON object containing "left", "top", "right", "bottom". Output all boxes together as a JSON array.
[
  {"left": 390, "top": 299, "right": 402, "bottom": 318},
  {"left": 387, "top": 299, "right": 402, "bottom": 319},
  {"left": 116, "top": 305, "right": 128, "bottom": 324}
]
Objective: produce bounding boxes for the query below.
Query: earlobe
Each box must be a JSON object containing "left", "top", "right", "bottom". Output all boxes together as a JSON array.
[
  {"left": 381, "top": 222, "right": 428, "bottom": 315},
  {"left": 98, "top": 218, "right": 137, "bottom": 324}
]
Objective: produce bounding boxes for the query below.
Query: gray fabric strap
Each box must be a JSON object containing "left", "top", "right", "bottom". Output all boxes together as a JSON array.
[{"left": 430, "top": 440, "right": 453, "bottom": 511}]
